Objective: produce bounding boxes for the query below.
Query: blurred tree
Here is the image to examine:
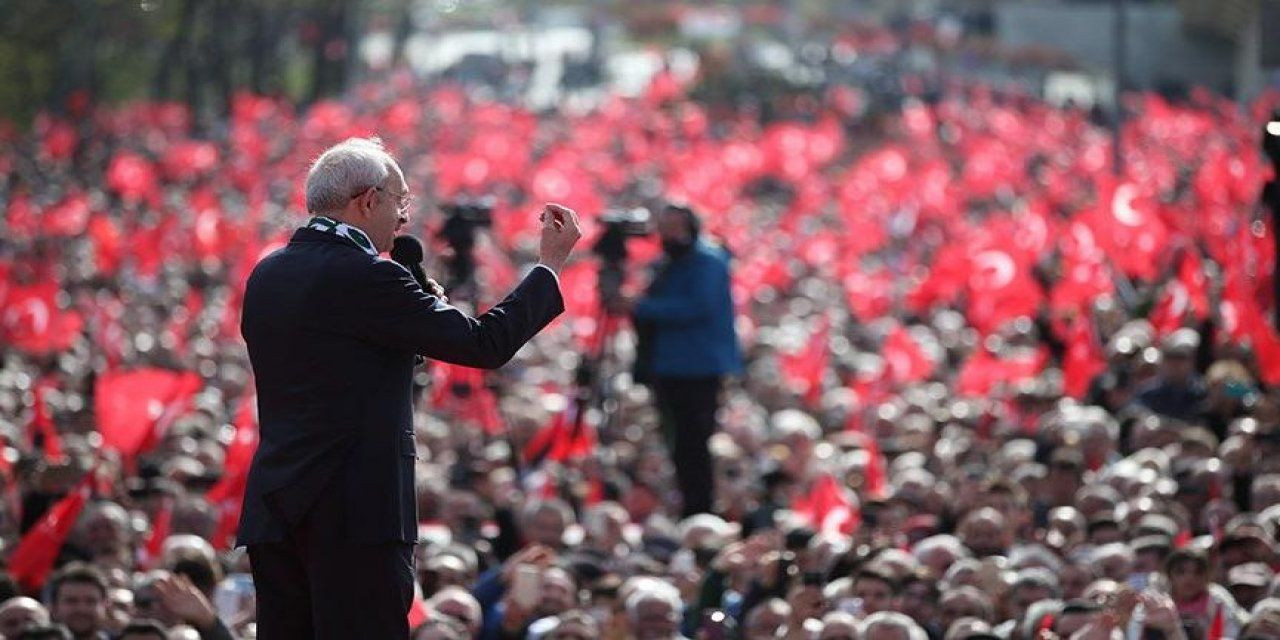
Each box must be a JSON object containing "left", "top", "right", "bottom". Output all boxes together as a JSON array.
[{"left": 0, "top": 0, "right": 382, "bottom": 130}]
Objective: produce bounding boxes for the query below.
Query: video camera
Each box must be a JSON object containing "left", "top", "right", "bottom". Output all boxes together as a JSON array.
[
  {"left": 593, "top": 207, "right": 651, "bottom": 263},
  {"left": 438, "top": 197, "right": 495, "bottom": 291},
  {"left": 441, "top": 198, "right": 494, "bottom": 227},
  {"left": 593, "top": 208, "right": 652, "bottom": 306}
]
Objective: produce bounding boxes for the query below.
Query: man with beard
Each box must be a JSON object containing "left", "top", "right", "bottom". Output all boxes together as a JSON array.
[
  {"left": 616, "top": 204, "right": 742, "bottom": 517},
  {"left": 46, "top": 563, "right": 108, "bottom": 640}
]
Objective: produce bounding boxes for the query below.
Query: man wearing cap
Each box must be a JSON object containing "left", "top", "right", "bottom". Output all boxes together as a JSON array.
[
  {"left": 1227, "top": 562, "right": 1275, "bottom": 610},
  {"left": 1136, "top": 328, "right": 1207, "bottom": 422}
]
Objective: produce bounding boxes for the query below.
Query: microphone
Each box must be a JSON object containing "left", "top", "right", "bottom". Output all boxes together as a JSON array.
[{"left": 390, "top": 235, "right": 430, "bottom": 292}]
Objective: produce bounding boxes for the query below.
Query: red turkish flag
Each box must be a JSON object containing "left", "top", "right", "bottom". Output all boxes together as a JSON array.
[
  {"left": 105, "top": 151, "right": 159, "bottom": 204},
  {"left": 792, "top": 474, "right": 858, "bottom": 535},
  {"left": 882, "top": 325, "right": 935, "bottom": 384},
  {"left": 1087, "top": 181, "right": 1171, "bottom": 281},
  {"left": 957, "top": 348, "right": 1048, "bottom": 397},
  {"left": 41, "top": 192, "right": 91, "bottom": 237},
  {"left": 1062, "top": 319, "right": 1107, "bottom": 399},
  {"left": 1, "top": 282, "right": 83, "bottom": 355},
  {"left": 965, "top": 249, "right": 1044, "bottom": 336},
  {"left": 94, "top": 369, "right": 202, "bottom": 458},
  {"left": 9, "top": 472, "right": 93, "bottom": 591},
  {"left": 780, "top": 315, "right": 831, "bottom": 406}
]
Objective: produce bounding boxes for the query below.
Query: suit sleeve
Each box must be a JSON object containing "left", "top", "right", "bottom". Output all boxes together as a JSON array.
[
  {"left": 332, "top": 261, "right": 564, "bottom": 369},
  {"left": 633, "top": 258, "right": 722, "bottom": 327}
]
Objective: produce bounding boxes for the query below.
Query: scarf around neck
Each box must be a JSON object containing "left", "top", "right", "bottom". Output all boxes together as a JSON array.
[{"left": 304, "top": 215, "right": 378, "bottom": 256}]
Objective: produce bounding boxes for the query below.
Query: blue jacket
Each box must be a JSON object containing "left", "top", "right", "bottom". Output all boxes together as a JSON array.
[{"left": 633, "top": 240, "right": 743, "bottom": 378}]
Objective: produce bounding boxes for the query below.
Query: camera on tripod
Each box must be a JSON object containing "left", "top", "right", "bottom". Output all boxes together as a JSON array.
[
  {"left": 441, "top": 198, "right": 495, "bottom": 227},
  {"left": 593, "top": 207, "right": 652, "bottom": 308},
  {"left": 438, "top": 197, "right": 495, "bottom": 291}
]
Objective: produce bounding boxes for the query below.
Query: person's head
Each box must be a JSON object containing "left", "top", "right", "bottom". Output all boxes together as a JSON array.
[
  {"left": 957, "top": 508, "right": 1009, "bottom": 557},
  {"left": 77, "top": 502, "right": 130, "bottom": 559},
  {"left": 46, "top": 563, "right": 108, "bottom": 638},
  {"left": 1160, "top": 329, "right": 1199, "bottom": 385},
  {"left": 0, "top": 597, "right": 51, "bottom": 638},
  {"left": 115, "top": 619, "right": 168, "bottom": 640},
  {"left": 819, "top": 611, "right": 859, "bottom": 640},
  {"left": 545, "top": 610, "right": 600, "bottom": 640},
  {"left": 1007, "top": 569, "right": 1061, "bottom": 624},
  {"left": 912, "top": 535, "right": 969, "bottom": 578},
  {"left": 1162, "top": 548, "right": 1212, "bottom": 602},
  {"left": 859, "top": 611, "right": 929, "bottom": 640},
  {"left": 583, "top": 501, "right": 630, "bottom": 550},
  {"left": 304, "top": 137, "right": 410, "bottom": 253},
  {"left": 12, "top": 624, "right": 73, "bottom": 640},
  {"left": 425, "top": 586, "right": 482, "bottom": 636},
  {"left": 520, "top": 498, "right": 574, "bottom": 548},
  {"left": 742, "top": 598, "right": 790, "bottom": 640},
  {"left": 938, "top": 587, "right": 993, "bottom": 631},
  {"left": 625, "top": 583, "right": 682, "bottom": 640},
  {"left": 657, "top": 204, "right": 700, "bottom": 258},
  {"left": 852, "top": 568, "right": 898, "bottom": 615},
  {"left": 537, "top": 567, "right": 579, "bottom": 617}
]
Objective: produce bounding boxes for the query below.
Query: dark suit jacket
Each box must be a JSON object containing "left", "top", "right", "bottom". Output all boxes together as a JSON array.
[{"left": 236, "top": 227, "right": 563, "bottom": 545}]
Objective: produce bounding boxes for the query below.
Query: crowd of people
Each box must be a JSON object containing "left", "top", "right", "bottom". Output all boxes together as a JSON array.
[{"left": 1, "top": 18, "right": 1280, "bottom": 639}]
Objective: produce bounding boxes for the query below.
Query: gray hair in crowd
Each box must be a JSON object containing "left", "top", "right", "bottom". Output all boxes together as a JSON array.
[
  {"left": 305, "top": 137, "right": 397, "bottom": 214},
  {"left": 859, "top": 611, "right": 929, "bottom": 640}
]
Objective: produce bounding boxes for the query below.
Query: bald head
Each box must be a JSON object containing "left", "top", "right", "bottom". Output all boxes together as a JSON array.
[{"left": 0, "top": 596, "right": 50, "bottom": 638}]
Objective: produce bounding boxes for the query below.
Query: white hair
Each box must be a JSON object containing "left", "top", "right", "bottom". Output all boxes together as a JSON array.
[
  {"left": 859, "top": 611, "right": 929, "bottom": 640},
  {"left": 305, "top": 137, "right": 398, "bottom": 214},
  {"left": 913, "top": 535, "right": 970, "bottom": 563},
  {"left": 624, "top": 580, "right": 684, "bottom": 621}
]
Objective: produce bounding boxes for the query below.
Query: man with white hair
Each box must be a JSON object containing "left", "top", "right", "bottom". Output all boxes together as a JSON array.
[
  {"left": 859, "top": 611, "right": 930, "bottom": 640},
  {"left": 625, "top": 581, "right": 688, "bottom": 640},
  {"left": 238, "top": 137, "right": 581, "bottom": 637}
]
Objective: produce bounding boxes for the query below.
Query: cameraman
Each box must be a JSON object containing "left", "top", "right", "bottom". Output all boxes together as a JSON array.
[{"left": 612, "top": 204, "right": 742, "bottom": 517}]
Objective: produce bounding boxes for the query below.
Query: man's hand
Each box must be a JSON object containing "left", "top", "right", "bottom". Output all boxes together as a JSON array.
[
  {"left": 154, "top": 573, "right": 218, "bottom": 630},
  {"left": 537, "top": 203, "right": 582, "bottom": 274},
  {"left": 425, "top": 277, "right": 448, "bottom": 303}
]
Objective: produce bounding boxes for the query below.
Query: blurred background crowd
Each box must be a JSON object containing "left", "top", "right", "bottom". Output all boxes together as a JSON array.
[{"left": 3, "top": 0, "right": 1280, "bottom": 639}]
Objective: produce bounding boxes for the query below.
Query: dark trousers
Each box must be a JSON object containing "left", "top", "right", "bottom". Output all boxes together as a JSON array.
[
  {"left": 247, "top": 486, "right": 415, "bottom": 639},
  {"left": 654, "top": 376, "right": 722, "bottom": 517}
]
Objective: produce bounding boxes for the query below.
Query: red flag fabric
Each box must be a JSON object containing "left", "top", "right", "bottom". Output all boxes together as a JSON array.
[
  {"left": 140, "top": 497, "right": 173, "bottom": 570},
  {"left": 779, "top": 315, "right": 831, "bottom": 406},
  {"left": 1062, "top": 319, "right": 1107, "bottom": 399},
  {"left": 9, "top": 472, "right": 93, "bottom": 591},
  {"left": 29, "top": 379, "right": 65, "bottom": 462},
  {"left": 1207, "top": 603, "right": 1224, "bottom": 640},
  {"left": 792, "top": 474, "right": 858, "bottom": 535},
  {"left": 522, "top": 400, "right": 594, "bottom": 465},
  {"left": 430, "top": 364, "right": 504, "bottom": 436},
  {"left": 965, "top": 248, "right": 1044, "bottom": 336},
  {"left": 407, "top": 583, "right": 429, "bottom": 630},
  {"left": 207, "top": 391, "right": 258, "bottom": 550},
  {"left": 1, "top": 282, "right": 84, "bottom": 355},
  {"left": 94, "top": 369, "right": 202, "bottom": 458},
  {"left": 883, "top": 325, "right": 935, "bottom": 384},
  {"left": 957, "top": 348, "right": 1049, "bottom": 397}
]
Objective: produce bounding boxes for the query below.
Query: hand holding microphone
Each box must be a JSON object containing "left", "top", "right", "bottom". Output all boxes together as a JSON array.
[{"left": 390, "top": 235, "right": 447, "bottom": 303}]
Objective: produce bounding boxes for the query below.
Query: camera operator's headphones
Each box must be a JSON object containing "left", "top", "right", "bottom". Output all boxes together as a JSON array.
[{"left": 663, "top": 203, "right": 702, "bottom": 239}]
